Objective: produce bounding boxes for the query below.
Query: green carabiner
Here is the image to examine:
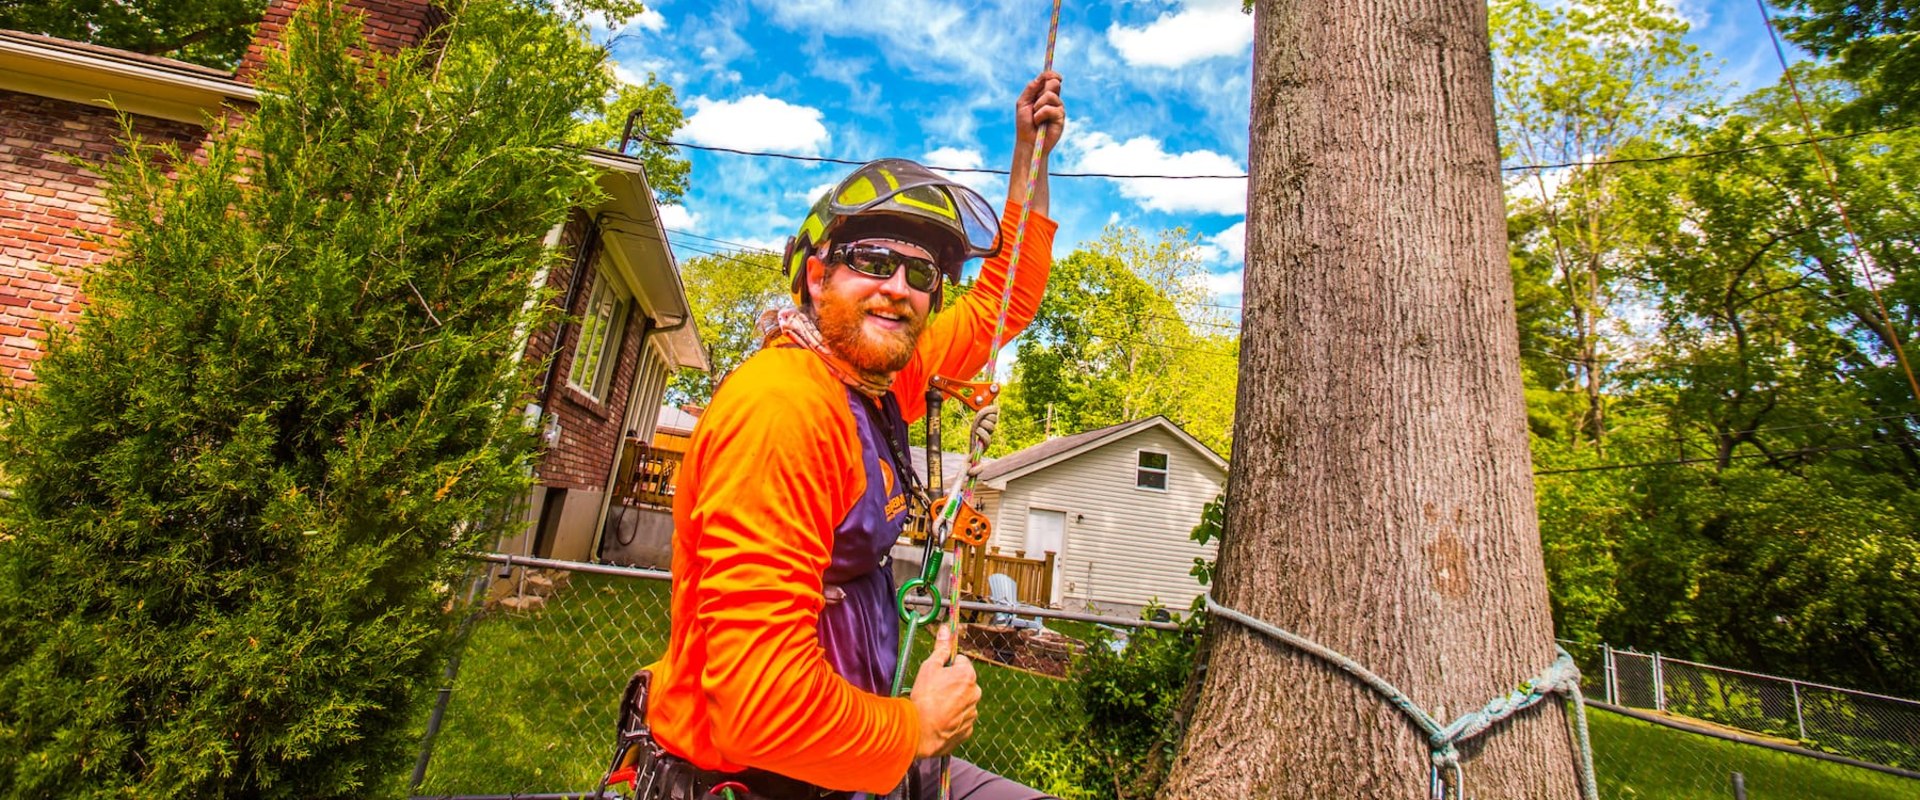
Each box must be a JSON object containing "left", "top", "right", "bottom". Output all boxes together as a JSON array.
[
  {"left": 895, "top": 549, "right": 944, "bottom": 625},
  {"left": 895, "top": 576, "right": 941, "bottom": 625}
]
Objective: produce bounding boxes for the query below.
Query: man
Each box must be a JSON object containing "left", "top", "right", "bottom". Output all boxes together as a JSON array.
[{"left": 619, "top": 72, "right": 1065, "bottom": 800}]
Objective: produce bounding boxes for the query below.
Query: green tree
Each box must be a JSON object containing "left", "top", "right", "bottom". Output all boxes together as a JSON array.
[
  {"left": 665, "top": 249, "right": 787, "bottom": 405},
  {"left": 1008, "top": 224, "right": 1237, "bottom": 456},
  {"left": 1529, "top": 74, "right": 1920, "bottom": 695},
  {"left": 0, "top": 0, "right": 268, "bottom": 68},
  {"left": 1493, "top": 0, "right": 1713, "bottom": 453},
  {"left": 0, "top": 1, "right": 611, "bottom": 795},
  {"left": 571, "top": 68, "right": 689, "bottom": 203},
  {"left": 1777, "top": 0, "right": 1920, "bottom": 126}
]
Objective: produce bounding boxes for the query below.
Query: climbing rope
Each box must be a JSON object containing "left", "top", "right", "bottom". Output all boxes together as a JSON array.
[
  {"left": 1205, "top": 596, "right": 1600, "bottom": 800},
  {"left": 882, "top": 4, "right": 1064, "bottom": 800}
]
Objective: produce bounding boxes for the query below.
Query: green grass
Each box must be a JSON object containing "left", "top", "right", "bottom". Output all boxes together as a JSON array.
[
  {"left": 1589, "top": 707, "right": 1915, "bottom": 799},
  {"left": 412, "top": 576, "right": 1914, "bottom": 798},
  {"left": 414, "top": 573, "right": 674, "bottom": 795},
  {"left": 414, "top": 573, "right": 1075, "bottom": 795}
]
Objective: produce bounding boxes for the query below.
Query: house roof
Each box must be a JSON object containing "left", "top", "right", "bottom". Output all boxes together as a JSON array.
[
  {"left": 586, "top": 148, "right": 708, "bottom": 372},
  {"left": 0, "top": 28, "right": 257, "bottom": 124},
  {"left": 976, "top": 416, "right": 1227, "bottom": 489},
  {"left": 906, "top": 445, "right": 987, "bottom": 489}
]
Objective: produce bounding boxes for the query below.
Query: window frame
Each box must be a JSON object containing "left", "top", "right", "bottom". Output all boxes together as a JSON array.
[
  {"left": 1134, "top": 448, "right": 1170, "bottom": 492},
  {"left": 565, "top": 258, "right": 633, "bottom": 402}
]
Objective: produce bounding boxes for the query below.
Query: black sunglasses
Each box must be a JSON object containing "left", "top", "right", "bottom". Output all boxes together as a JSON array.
[{"left": 827, "top": 241, "right": 943, "bottom": 293}]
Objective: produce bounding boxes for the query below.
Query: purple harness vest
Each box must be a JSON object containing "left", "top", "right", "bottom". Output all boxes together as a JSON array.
[{"left": 815, "top": 388, "right": 915, "bottom": 696}]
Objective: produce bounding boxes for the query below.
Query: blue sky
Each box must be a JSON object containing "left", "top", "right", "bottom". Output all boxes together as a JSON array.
[{"left": 593, "top": 0, "right": 1809, "bottom": 310}]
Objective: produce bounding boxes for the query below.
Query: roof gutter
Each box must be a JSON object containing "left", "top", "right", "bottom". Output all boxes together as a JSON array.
[{"left": 0, "top": 30, "right": 256, "bottom": 124}]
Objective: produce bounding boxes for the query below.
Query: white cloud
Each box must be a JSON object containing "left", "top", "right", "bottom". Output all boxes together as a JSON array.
[
  {"left": 1108, "top": 0, "right": 1254, "bottom": 69},
  {"left": 583, "top": 7, "right": 667, "bottom": 40},
  {"left": 732, "top": 236, "right": 790, "bottom": 255},
  {"left": 750, "top": 0, "right": 1016, "bottom": 85},
  {"left": 1069, "top": 130, "right": 1246, "bottom": 215},
  {"left": 792, "top": 181, "right": 838, "bottom": 205},
  {"left": 1204, "top": 268, "right": 1244, "bottom": 298},
  {"left": 1189, "top": 243, "right": 1226, "bottom": 263},
  {"left": 659, "top": 204, "right": 699, "bottom": 232},
  {"left": 923, "top": 146, "right": 983, "bottom": 171},
  {"left": 681, "top": 95, "right": 830, "bottom": 155},
  {"left": 923, "top": 146, "right": 1001, "bottom": 196},
  {"left": 610, "top": 62, "right": 656, "bottom": 87},
  {"left": 1210, "top": 220, "right": 1246, "bottom": 263}
]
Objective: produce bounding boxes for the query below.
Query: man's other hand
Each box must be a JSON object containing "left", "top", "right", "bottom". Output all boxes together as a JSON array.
[{"left": 910, "top": 626, "right": 981, "bottom": 758}]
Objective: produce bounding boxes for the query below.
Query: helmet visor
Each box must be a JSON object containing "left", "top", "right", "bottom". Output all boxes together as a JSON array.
[{"left": 827, "top": 170, "right": 1001, "bottom": 259}]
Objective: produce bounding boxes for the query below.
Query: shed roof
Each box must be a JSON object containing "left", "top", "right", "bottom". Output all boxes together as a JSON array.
[{"left": 976, "top": 416, "right": 1226, "bottom": 488}]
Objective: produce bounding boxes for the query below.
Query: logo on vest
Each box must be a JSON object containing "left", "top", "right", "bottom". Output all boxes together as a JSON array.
[{"left": 878, "top": 458, "right": 907, "bottom": 520}]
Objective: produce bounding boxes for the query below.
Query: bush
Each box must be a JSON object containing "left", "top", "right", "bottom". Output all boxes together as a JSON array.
[
  {"left": 1021, "top": 606, "right": 1203, "bottom": 800},
  {"left": 0, "top": 2, "right": 608, "bottom": 796}
]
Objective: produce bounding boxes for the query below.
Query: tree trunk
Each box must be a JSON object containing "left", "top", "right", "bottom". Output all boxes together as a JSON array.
[{"left": 1159, "top": 2, "right": 1577, "bottom": 798}]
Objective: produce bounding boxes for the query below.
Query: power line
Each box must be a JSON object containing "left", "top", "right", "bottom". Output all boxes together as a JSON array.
[
  {"left": 641, "top": 135, "right": 1245, "bottom": 179},
  {"left": 1531, "top": 439, "right": 1906, "bottom": 475},
  {"left": 1506, "top": 123, "right": 1920, "bottom": 173},
  {"left": 1754, "top": 0, "right": 1920, "bottom": 413},
  {"left": 660, "top": 225, "right": 1247, "bottom": 321},
  {"left": 639, "top": 123, "right": 1920, "bottom": 181}
]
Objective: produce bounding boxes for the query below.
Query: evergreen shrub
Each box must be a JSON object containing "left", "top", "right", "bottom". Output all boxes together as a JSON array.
[{"left": 0, "top": 1, "right": 610, "bottom": 795}]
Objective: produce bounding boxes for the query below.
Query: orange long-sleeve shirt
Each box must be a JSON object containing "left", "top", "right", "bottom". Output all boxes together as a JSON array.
[{"left": 646, "top": 203, "right": 1056, "bottom": 793}]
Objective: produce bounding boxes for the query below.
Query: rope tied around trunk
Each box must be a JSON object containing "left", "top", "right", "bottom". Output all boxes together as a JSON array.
[{"left": 1203, "top": 595, "right": 1600, "bottom": 800}]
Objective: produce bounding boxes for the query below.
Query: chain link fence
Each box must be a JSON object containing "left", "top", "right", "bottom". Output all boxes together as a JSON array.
[{"left": 408, "top": 556, "right": 1920, "bottom": 799}]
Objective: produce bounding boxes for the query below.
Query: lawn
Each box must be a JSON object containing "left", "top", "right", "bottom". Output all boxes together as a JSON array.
[
  {"left": 408, "top": 573, "right": 1912, "bottom": 799},
  {"left": 1589, "top": 706, "right": 1915, "bottom": 799},
  {"left": 411, "top": 572, "right": 1073, "bottom": 796}
]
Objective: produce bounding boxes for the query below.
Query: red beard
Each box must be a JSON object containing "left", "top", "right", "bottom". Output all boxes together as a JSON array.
[{"left": 814, "top": 291, "right": 925, "bottom": 374}]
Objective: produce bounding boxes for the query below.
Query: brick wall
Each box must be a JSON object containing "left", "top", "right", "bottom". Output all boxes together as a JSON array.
[
  {"left": 238, "top": 0, "right": 445, "bottom": 81},
  {"left": 524, "top": 211, "right": 653, "bottom": 493},
  {"left": 0, "top": 90, "right": 208, "bottom": 384},
  {"left": 2, "top": 1, "right": 654, "bottom": 504}
]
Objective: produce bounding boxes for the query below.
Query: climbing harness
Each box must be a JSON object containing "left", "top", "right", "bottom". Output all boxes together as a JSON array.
[{"left": 1204, "top": 596, "right": 1601, "bottom": 800}]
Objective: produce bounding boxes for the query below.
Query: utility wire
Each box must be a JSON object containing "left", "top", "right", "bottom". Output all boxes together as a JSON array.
[
  {"left": 659, "top": 225, "right": 1246, "bottom": 322},
  {"left": 1532, "top": 439, "right": 1906, "bottom": 475},
  {"left": 660, "top": 239, "right": 1240, "bottom": 357},
  {"left": 639, "top": 123, "right": 1920, "bottom": 180}
]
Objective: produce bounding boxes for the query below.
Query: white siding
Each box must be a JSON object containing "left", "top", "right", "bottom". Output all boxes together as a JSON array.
[{"left": 986, "top": 426, "right": 1223, "bottom": 614}]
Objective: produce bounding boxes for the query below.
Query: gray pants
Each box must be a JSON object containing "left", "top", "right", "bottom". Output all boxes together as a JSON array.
[{"left": 904, "top": 758, "right": 1056, "bottom": 800}]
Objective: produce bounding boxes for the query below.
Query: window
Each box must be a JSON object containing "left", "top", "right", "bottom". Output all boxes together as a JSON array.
[
  {"left": 1136, "top": 450, "right": 1169, "bottom": 491},
  {"left": 566, "top": 264, "right": 631, "bottom": 400}
]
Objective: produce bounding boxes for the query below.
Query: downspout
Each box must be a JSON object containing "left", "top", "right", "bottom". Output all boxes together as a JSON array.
[{"left": 588, "top": 313, "right": 692, "bottom": 561}]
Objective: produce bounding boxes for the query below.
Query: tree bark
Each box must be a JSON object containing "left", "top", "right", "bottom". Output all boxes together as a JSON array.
[{"left": 1159, "top": 2, "right": 1578, "bottom": 798}]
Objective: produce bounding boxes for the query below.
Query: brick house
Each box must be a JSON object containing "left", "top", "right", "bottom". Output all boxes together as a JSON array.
[{"left": 0, "top": 0, "right": 705, "bottom": 563}]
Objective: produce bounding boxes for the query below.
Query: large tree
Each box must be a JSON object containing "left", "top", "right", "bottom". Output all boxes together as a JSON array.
[
  {"left": 0, "top": 0, "right": 269, "bottom": 68},
  {"left": 1159, "top": 1, "right": 1578, "bottom": 797},
  {"left": 665, "top": 249, "right": 787, "bottom": 405}
]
